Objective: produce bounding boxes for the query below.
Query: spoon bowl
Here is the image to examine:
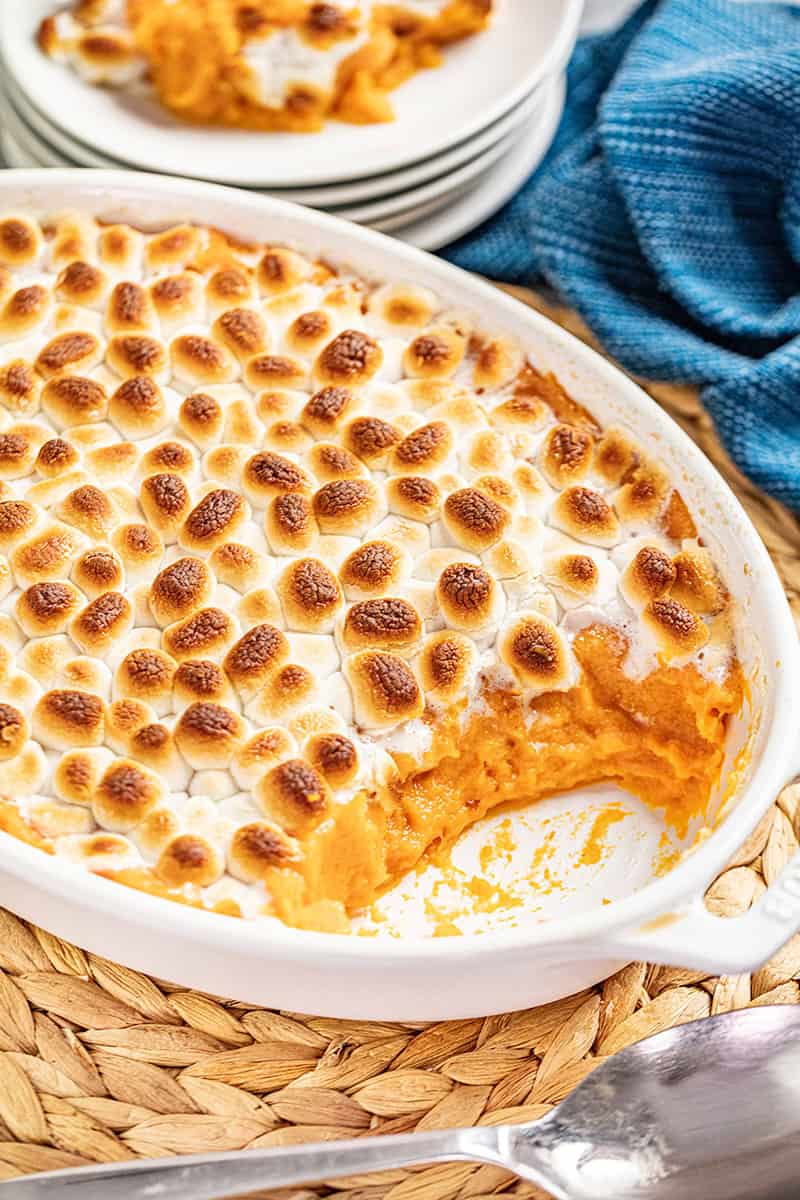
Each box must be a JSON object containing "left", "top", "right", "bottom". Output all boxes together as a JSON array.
[
  {"left": 8, "top": 1007, "right": 800, "bottom": 1200},
  {"left": 514, "top": 1004, "right": 800, "bottom": 1199}
]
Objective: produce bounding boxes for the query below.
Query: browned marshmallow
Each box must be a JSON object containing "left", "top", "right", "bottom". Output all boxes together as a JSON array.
[
  {"left": 368, "top": 282, "right": 437, "bottom": 330},
  {"left": 385, "top": 475, "right": 441, "bottom": 524},
  {"left": 442, "top": 487, "right": 510, "bottom": 552},
  {"left": 208, "top": 541, "right": 266, "bottom": 593},
  {"left": 231, "top": 727, "right": 296, "bottom": 790},
  {"left": 57, "top": 484, "right": 118, "bottom": 540},
  {"left": 342, "top": 597, "right": 422, "bottom": 656},
  {"left": 16, "top": 580, "right": 83, "bottom": 637},
  {"left": 115, "top": 647, "right": 176, "bottom": 715},
  {"left": 262, "top": 417, "right": 312, "bottom": 454},
  {"left": 156, "top": 834, "right": 224, "bottom": 888},
  {"left": 499, "top": 613, "right": 576, "bottom": 696},
  {"left": 256, "top": 758, "right": 329, "bottom": 836},
  {"left": 106, "top": 334, "right": 168, "bottom": 381},
  {"left": 343, "top": 415, "right": 402, "bottom": 468},
  {"left": 111, "top": 522, "right": 164, "bottom": 585},
  {"left": 92, "top": 758, "right": 164, "bottom": 833},
  {"left": 305, "top": 732, "right": 359, "bottom": 789},
  {"left": 162, "top": 607, "right": 236, "bottom": 662},
  {"left": 547, "top": 553, "right": 602, "bottom": 602},
  {"left": 212, "top": 307, "right": 269, "bottom": 361},
  {"left": 307, "top": 443, "right": 366, "bottom": 484},
  {"left": 55, "top": 260, "right": 108, "bottom": 309},
  {"left": 252, "top": 663, "right": 317, "bottom": 723},
  {"left": 36, "top": 331, "right": 103, "bottom": 379},
  {"left": 472, "top": 335, "right": 523, "bottom": 390},
  {"left": 241, "top": 450, "right": 312, "bottom": 505},
  {"left": 41, "top": 376, "right": 108, "bottom": 429},
  {"left": 149, "top": 272, "right": 205, "bottom": 332},
  {"left": 312, "top": 478, "right": 385, "bottom": 536},
  {"left": 345, "top": 650, "right": 423, "bottom": 730},
  {"left": 436, "top": 562, "right": 501, "bottom": 633},
  {"left": 490, "top": 392, "right": 548, "bottom": 433},
  {"left": 0, "top": 426, "right": 46, "bottom": 479},
  {"left": 224, "top": 623, "right": 289, "bottom": 700},
  {"left": 243, "top": 353, "right": 307, "bottom": 391},
  {"left": 620, "top": 545, "right": 677, "bottom": 609},
  {"left": 11, "top": 524, "right": 83, "bottom": 588},
  {"left": 179, "top": 391, "right": 223, "bottom": 448},
  {"left": 540, "top": 424, "right": 594, "bottom": 488},
  {"left": 671, "top": 546, "right": 728, "bottom": 615},
  {"left": 256, "top": 246, "right": 313, "bottom": 295},
  {"left": 139, "top": 473, "right": 191, "bottom": 542},
  {"left": 174, "top": 701, "right": 246, "bottom": 769},
  {"left": 403, "top": 327, "right": 465, "bottom": 379},
  {"left": 172, "top": 333, "right": 237, "bottom": 384},
  {"left": 614, "top": 460, "right": 672, "bottom": 525},
  {"left": 108, "top": 376, "right": 168, "bottom": 439},
  {"left": 32, "top": 688, "right": 104, "bottom": 750},
  {"left": 551, "top": 486, "right": 620, "bottom": 547},
  {"left": 264, "top": 492, "right": 317, "bottom": 556},
  {"left": 0, "top": 284, "right": 52, "bottom": 340},
  {"left": 70, "top": 591, "right": 133, "bottom": 657},
  {"left": 148, "top": 556, "right": 214, "bottom": 627},
  {"left": 284, "top": 309, "right": 335, "bottom": 358},
  {"left": 339, "top": 539, "right": 407, "bottom": 600},
  {"left": 642, "top": 597, "right": 709, "bottom": 661},
  {"left": 594, "top": 425, "right": 640, "bottom": 484},
  {"left": 313, "top": 330, "right": 383, "bottom": 388},
  {"left": 227, "top": 820, "right": 300, "bottom": 883},
  {"left": 36, "top": 438, "right": 80, "bottom": 478},
  {"left": 98, "top": 224, "right": 142, "bottom": 276},
  {"left": 0, "top": 500, "right": 39, "bottom": 552},
  {"left": 144, "top": 225, "right": 203, "bottom": 273},
  {"left": 106, "top": 281, "right": 157, "bottom": 334},
  {"left": 105, "top": 697, "right": 153, "bottom": 751},
  {"left": 85, "top": 440, "right": 139, "bottom": 484},
  {"left": 72, "top": 547, "right": 124, "bottom": 598},
  {"left": 389, "top": 421, "right": 453, "bottom": 476},
  {"left": 417, "top": 630, "right": 477, "bottom": 702},
  {"left": 179, "top": 488, "right": 248, "bottom": 555},
  {"left": 0, "top": 216, "right": 42, "bottom": 267},
  {"left": 0, "top": 703, "right": 28, "bottom": 761},
  {"left": 53, "top": 747, "right": 111, "bottom": 806},
  {"left": 139, "top": 439, "right": 194, "bottom": 478},
  {"left": 277, "top": 557, "right": 343, "bottom": 633},
  {"left": 0, "top": 360, "right": 41, "bottom": 417},
  {"left": 206, "top": 264, "right": 255, "bottom": 314},
  {"left": 172, "top": 659, "right": 234, "bottom": 709}
]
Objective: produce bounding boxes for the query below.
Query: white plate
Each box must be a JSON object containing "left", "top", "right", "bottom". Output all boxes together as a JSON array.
[
  {"left": 3, "top": 63, "right": 548, "bottom": 207},
  {"left": 2, "top": 0, "right": 582, "bottom": 187},
  {"left": 1, "top": 73, "right": 542, "bottom": 226},
  {"left": 334, "top": 112, "right": 529, "bottom": 222},
  {"left": 0, "top": 170, "right": 794, "bottom": 1020},
  {"left": 398, "top": 70, "right": 565, "bottom": 250},
  {"left": 0, "top": 128, "right": 34, "bottom": 170}
]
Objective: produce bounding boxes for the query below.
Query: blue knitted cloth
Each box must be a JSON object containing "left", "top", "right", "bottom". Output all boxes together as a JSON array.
[{"left": 445, "top": 0, "right": 800, "bottom": 510}]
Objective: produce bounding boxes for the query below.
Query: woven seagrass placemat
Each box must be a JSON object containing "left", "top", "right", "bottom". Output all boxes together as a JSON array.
[{"left": 1, "top": 289, "right": 799, "bottom": 1198}]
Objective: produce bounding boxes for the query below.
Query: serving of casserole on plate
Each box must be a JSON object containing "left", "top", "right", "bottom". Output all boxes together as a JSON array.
[
  {"left": 38, "top": 0, "right": 494, "bottom": 131},
  {"left": 0, "top": 172, "right": 794, "bottom": 1019}
]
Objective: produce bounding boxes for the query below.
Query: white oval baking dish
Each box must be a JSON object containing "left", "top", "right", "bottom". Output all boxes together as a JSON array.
[{"left": 0, "top": 170, "right": 797, "bottom": 1021}]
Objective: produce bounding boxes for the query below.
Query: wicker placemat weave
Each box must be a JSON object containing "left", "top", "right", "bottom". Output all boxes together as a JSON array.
[{"left": 1, "top": 289, "right": 799, "bottom": 1198}]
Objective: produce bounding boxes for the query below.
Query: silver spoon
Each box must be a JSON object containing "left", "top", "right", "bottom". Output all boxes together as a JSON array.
[{"left": 8, "top": 1006, "right": 800, "bottom": 1200}]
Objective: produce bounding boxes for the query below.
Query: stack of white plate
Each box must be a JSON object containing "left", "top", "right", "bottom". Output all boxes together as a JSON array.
[{"left": 0, "top": 0, "right": 581, "bottom": 250}]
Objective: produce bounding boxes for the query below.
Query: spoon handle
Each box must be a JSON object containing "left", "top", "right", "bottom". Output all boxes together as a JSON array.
[{"left": 4, "top": 1126, "right": 504, "bottom": 1200}]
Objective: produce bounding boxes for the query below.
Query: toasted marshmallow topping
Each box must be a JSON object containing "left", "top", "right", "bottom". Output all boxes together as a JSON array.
[{"left": 0, "top": 209, "right": 734, "bottom": 918}]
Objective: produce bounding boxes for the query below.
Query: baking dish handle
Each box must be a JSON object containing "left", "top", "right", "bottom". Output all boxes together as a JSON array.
[{"left": 599, "top": 816, "right": 800, "bottom": 974}]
